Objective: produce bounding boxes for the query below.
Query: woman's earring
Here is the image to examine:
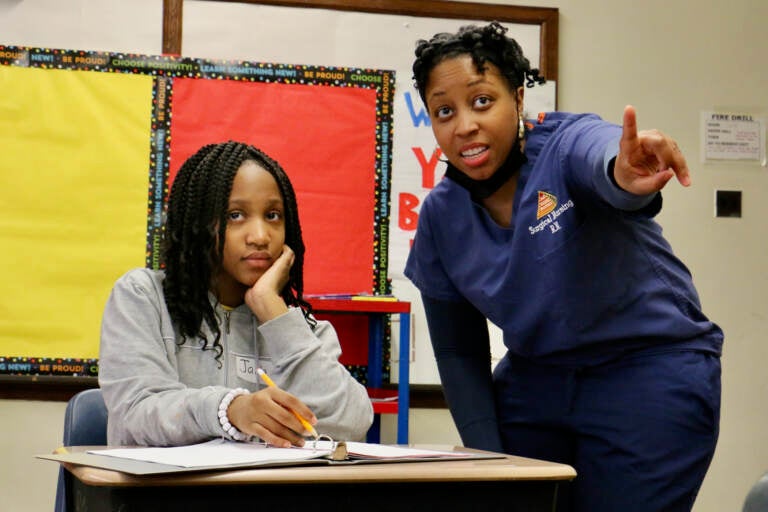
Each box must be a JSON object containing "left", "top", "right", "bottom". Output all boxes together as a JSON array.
[{"left": 518, "top": 115, "right": 525, "bottom": 140}]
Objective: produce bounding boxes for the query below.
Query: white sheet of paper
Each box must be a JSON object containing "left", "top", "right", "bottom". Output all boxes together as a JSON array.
[
  {"left": 89, "top": 439, "right": 332, "bottom": 468},
  {"left": 88, "top": 439, "right": 472, "bottom": 468},
  {"left": 343, "top": 442, "right": 468, "bottom": 459}
]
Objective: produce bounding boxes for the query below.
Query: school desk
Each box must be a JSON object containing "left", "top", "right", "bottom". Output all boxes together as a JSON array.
[{"left": 57, "top": 445, "right": 576, "bottom": 512}]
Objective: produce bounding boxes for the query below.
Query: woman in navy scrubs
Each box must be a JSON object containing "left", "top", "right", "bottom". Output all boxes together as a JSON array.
[{"left": 404, "top": 22, "right": 722, "bottom": 512}]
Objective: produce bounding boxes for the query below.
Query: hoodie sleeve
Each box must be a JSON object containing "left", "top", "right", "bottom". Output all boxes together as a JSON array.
[
  {"left": 98, "top": 269, "right": 229, "bottom": 446},
  {"left": 257, "top": 308, "right": 374, "bottom": 442},
  {"left": 99, "top": 269, "right": 372, "bottom": 446}
]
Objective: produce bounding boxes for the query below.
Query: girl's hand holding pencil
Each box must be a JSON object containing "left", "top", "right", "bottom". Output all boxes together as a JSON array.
[
  {"left": 225, "top": 369, "right": 318, "bottom": 448},
  {"left": 257, "top": 368, "right": 319, "bottom": 439}
]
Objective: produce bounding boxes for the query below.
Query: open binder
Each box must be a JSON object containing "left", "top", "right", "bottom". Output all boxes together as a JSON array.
[{"left": 38, "top": 439, "right": 504, "bottom": 476}]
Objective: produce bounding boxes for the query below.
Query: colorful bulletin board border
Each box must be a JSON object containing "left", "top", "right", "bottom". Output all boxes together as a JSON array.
[
  {"left": 0, "top": 45, "right": 395, "bottom": 378},
  {"left": 0, "top": 357, "right": 98, "bottom": 377}
]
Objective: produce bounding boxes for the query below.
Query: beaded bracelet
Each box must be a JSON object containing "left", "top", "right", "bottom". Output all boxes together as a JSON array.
[{"left": 218, "top": 387, "right": 250, "bottom": 441}]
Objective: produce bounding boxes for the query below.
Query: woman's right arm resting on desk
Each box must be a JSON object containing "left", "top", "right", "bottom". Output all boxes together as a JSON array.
[{"left": 421, "top": 293, "right": 504, "bottom": 453}]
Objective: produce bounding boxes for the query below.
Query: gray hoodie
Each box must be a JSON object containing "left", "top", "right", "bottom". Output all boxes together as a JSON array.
[{"left": 98, "top": 268, "right": 373, "bottom": 446}]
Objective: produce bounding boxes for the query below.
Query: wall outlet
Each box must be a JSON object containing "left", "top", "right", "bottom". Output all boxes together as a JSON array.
[{"left": 715, "top": 190, "right": 742, "bottom": 218}]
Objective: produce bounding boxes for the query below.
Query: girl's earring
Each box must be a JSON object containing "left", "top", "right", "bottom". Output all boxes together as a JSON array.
[{"left": 518, "top": 115, "right": 525, "bottom": 140}]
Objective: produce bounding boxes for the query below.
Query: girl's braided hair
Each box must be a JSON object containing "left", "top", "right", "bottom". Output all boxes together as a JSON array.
[
  {"left": 162, "top": 141, "right": 313, "bottom": 362},
  {"left": 412, "top": 21, "right": 546, "bottom": 102}
]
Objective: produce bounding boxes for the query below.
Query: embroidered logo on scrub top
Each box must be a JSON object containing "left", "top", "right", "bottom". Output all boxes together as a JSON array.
[
  {"left": 537, "top": 191, "right": 557, "bottom": 219},
  {"left": 529, "top": 191, "right": 575, "bottom": 236}
]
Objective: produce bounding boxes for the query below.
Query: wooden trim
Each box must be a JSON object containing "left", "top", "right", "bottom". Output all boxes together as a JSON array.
[
  {"left": 162, "top": 0, "right": 184, "bottom": 55},
  {"left": 166, "top": 0, "right": 558, "bottom": 82},
  {"left": 0, "top": 375, "right": 98, "bottom": 402},
  {"left": 0, "top": 375, "right": 447, "bottom": 408},
  {"left": 408, "top": 384, "right": 447, "bottom": 409}
]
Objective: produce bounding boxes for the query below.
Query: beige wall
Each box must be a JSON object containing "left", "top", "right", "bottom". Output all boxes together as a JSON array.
[
  {"left": 519, "top": 1, "right": 768, "bottom": 511},
  {"left": 2, "top": 1, "right": 767, "bottom": 511}
]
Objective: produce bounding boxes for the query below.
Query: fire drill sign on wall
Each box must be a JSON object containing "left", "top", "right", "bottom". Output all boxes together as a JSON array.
[
  {"left": 702, "top": 111, "right": 766, "bottom": 165},
  {"left": 0, "top": 45, "right": 394, "bottom": 376}
]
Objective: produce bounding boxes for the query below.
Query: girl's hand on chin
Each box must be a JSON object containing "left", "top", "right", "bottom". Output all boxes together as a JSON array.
[{"left": 244, "top": 245, "right": 294, "bottom": 321}]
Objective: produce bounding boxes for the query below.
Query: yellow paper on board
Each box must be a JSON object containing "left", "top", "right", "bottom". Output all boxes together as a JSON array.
[{"left": 0, "top": 66, "right": 153, "bottom": 358}]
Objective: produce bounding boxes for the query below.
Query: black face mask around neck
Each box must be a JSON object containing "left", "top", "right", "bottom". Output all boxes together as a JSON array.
[{"left": 444, "top": 141, "right": 528, "bottom": 200}]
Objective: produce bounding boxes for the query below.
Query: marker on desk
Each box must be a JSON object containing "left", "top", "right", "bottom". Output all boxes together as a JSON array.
[{"left": 256, "top": 368, "right": 319, "bottom": 440}]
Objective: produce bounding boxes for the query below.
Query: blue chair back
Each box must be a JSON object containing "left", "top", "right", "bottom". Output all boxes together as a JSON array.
[{"left": 54, "top": 388, "right": 108, "bottom": 512}]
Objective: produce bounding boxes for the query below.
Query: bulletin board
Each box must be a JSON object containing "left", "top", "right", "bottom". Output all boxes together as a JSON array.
[
  {"left": 172, "top": 1, "right": 558, "bottom": 385},
  {"left": 0, "top": 46, "right": 394, "bottom": 377},
  {"left": 0, "top": 0, "right": 558, "bottom": 395}
]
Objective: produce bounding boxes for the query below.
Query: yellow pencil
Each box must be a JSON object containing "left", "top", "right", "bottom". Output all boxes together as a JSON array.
[{"left": 257, "top": 368, "right": 319, "bottom": 439}]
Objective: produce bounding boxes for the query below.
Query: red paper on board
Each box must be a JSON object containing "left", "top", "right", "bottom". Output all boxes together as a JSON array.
[{"left": 167, "top": 78, "right": 378, "bottom": 295}]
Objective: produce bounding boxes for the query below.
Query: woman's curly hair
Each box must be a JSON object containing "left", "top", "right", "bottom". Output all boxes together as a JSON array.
[
  {"left": 161, "top": 140, "right": 313, "bottom": 361},
  {"left": 412, "top": 21, "right": 546, "bottom": 102}
]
